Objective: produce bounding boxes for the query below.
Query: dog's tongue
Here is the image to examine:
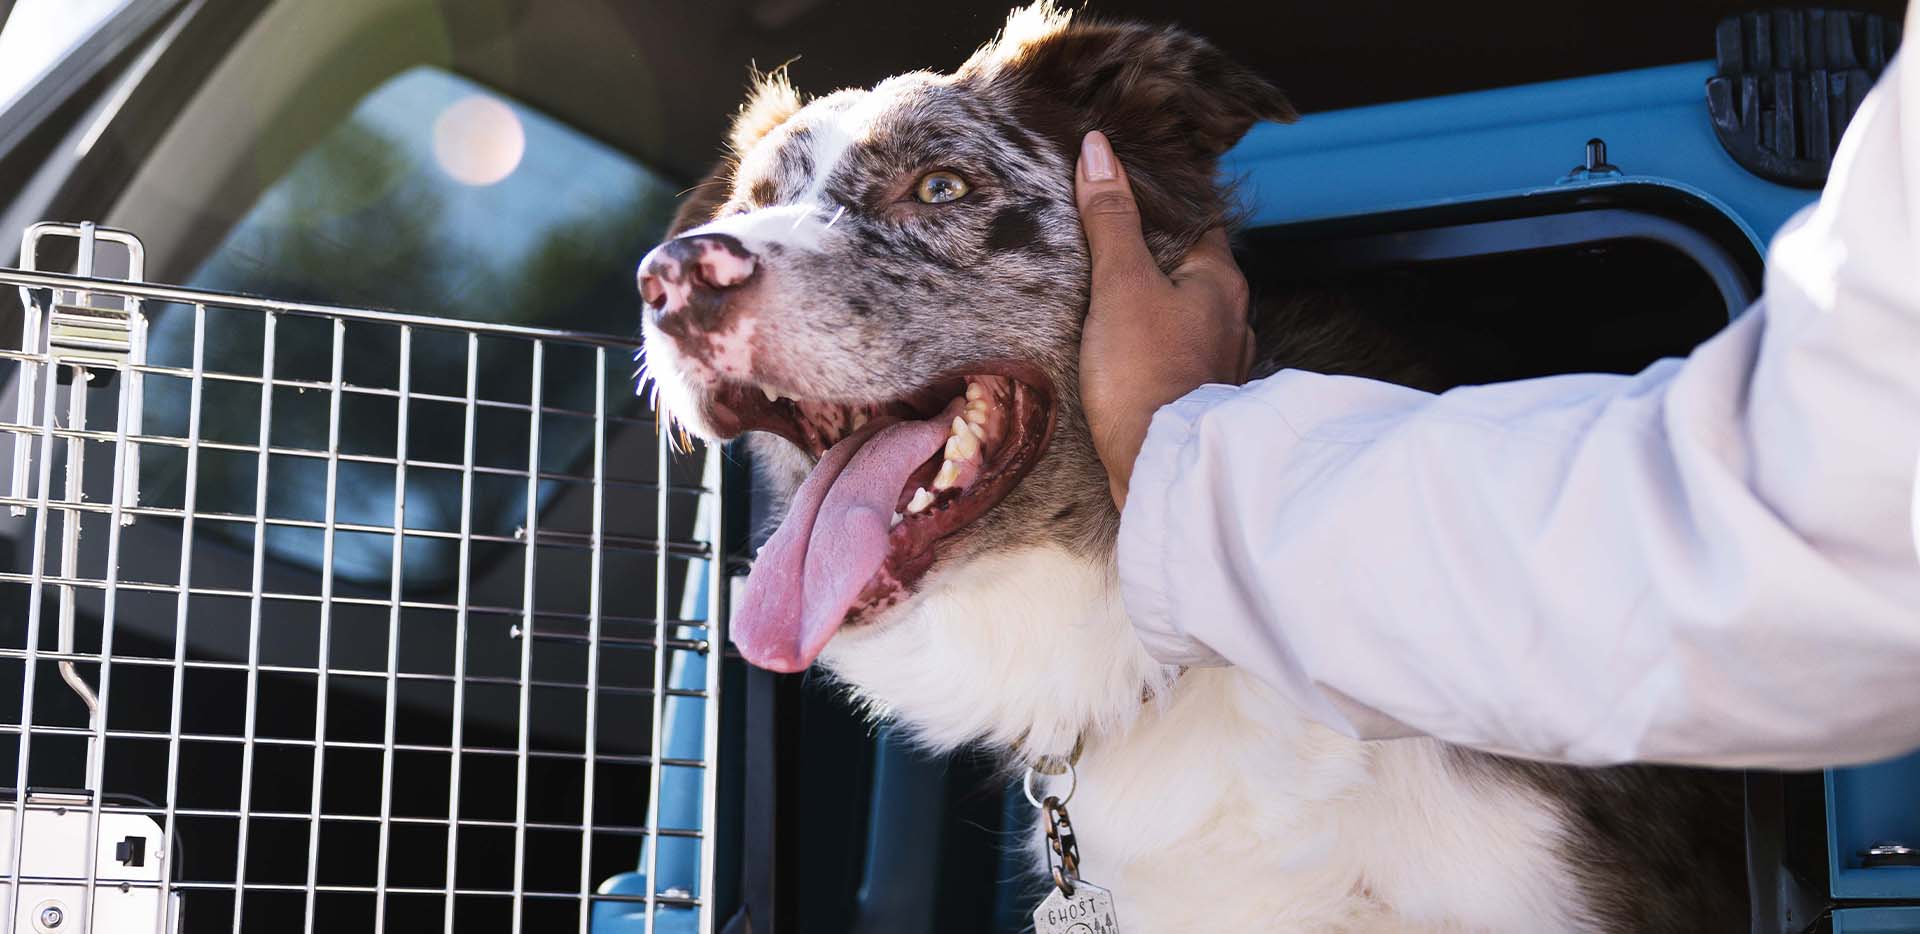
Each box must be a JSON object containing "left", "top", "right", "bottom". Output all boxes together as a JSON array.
[{"left": 732, "top": 416, "right": 950, "bottom": 671}]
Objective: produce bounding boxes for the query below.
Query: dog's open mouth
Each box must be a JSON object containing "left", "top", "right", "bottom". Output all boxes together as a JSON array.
[{"left": 723, "top": 366, "right": 1054, "bottom": 672}]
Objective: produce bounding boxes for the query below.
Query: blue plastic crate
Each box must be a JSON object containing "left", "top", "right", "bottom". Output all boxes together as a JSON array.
[
  {"left": 1834, "top": 907, "right": 1920, "bottom": 933},
  {"left": 1223, "top": 61, "right": 1817, "bottom": 254},
  {"left": 593, "top": 555, "right": 719, "bottom": 932},
  {"left": 1828, "top": 751, "right": 1920, "bottom": 899}
]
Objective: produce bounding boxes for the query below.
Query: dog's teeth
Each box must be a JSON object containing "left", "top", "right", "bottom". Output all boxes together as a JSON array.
[
  {"left": 933, "top": 459, "right": 960, "bottom": 490},
  {"left": 965, "top": 382, "right": 985, "bottom": 402},
  {"left": 890, "top": 511, "right": 903, "bottom": 528},
  {"left": 965, "top": 409, "right": 988, "bottom": 426},
  {"left": 946, "top": 427, "right": 978, "bottom": 460},
  {"left": 946, "top": 416, "right": 982, "bottom": 459},
  {"left": 852, "top": 412, "right": 869, "bottom": 430},
  {"left": 907, "top": 487, "right": 935, "bottom": 513},
  {"left": 760, "top": 385, "right": 780, "bottom": 402}
]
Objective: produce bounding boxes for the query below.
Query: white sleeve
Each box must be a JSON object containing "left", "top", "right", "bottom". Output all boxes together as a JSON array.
[{"left": 1117, "top": 51, "right": 1920, "bottom": 769}]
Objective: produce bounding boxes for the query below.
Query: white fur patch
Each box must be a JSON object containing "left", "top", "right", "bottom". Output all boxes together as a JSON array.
[
  {"left": 678, "top": 203, "right": 833, "bottom": 256},
  {"left": 822, "top": 545, "right": 1592, "bottom": 933},
  {"left": 823, "top": 546, "right": 1170, "bottom": 755},
  {"left": 796, "top": 85, "right": 893, "bottom": 205},
  {"left": 637, "top": 317, "right": 718, "bottom": 436}
]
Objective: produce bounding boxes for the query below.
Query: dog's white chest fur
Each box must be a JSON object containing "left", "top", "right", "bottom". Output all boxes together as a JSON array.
[{"left": 821, "top": 546, "right": 1594, "bottom": 933}]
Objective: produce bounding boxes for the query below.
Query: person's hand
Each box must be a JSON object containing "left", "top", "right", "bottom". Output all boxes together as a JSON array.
[{"left": 1075, "top": 130, "right": 1255, "bottom": 510}]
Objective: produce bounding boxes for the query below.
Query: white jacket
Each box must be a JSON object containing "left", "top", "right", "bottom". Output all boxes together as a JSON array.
[{"left": 1118, "top": 50, "right": 1920, "bottom": 769}]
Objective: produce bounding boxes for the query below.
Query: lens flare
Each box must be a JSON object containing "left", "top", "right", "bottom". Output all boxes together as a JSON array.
[{"left": 431, "top": 94, "right": 525, "bottom": 186}]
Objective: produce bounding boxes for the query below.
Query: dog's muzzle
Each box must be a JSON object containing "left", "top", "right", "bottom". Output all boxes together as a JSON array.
[{"left": 637, "top": 232, "right": 758, "bottom": 325}]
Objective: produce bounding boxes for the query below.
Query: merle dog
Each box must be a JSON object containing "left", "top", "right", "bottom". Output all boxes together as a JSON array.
[{"left": 638, "top": 5, "right": 1746, "bottom": 930}]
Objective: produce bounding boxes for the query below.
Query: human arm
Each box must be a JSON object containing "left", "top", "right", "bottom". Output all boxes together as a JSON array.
[{"left": 1102, "top": 50, "right": 1920, "bottom": 768}]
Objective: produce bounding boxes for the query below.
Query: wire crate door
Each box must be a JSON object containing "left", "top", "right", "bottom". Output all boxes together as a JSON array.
[{"left": 0, "top": 226, "right": 727, "bottom": 934}]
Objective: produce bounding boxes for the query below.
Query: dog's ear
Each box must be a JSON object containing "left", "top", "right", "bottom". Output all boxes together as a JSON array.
[
  {"left": 669, "top": 66, "right": 805, "bottom": 236},
  {"left": 963, "top": 3, "right": 1293, "bottom": 161},
  {"left": 962, "top": 2, "right": 1293, "bottom": 261},
  {"left": 729, "top": 65, "right": 804, "bottom": 157}
]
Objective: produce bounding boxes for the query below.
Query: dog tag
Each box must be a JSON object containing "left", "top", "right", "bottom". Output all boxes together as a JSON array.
[{"left": 1032, "top": 880, "right": 1121, "bottom": 934}]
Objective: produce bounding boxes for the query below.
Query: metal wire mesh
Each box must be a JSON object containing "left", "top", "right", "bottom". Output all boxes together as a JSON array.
[{"left": 0, "top": 225, "right": 726, "bottom": 934}]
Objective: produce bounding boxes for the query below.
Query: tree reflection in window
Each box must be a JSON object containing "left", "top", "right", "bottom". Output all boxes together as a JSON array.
[{"left": 137, "top": 66, "right": 676, "bottom": 589}]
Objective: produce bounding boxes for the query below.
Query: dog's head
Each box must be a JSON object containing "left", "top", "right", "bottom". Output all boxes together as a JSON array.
[{"left": 639, "top": 3, "right": 1292, "bottom": 672}]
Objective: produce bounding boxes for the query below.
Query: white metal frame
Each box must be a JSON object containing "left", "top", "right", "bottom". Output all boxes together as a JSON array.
[{"left": 0, "top": 227, "right": 726, "bottom": 934}]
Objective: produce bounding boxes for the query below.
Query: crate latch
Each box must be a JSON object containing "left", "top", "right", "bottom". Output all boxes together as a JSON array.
[{"left": 10, "top": 221, "right": 150, "bottom": 520}]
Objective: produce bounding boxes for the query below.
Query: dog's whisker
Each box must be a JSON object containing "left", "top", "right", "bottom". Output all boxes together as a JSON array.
[{"left": 825, "top": 205, "right": 846, "bottom": 229}]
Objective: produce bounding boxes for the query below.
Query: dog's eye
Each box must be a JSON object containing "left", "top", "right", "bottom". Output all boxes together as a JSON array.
[{"left": 913, "top": 170, "right": 970, "bottom": 204}]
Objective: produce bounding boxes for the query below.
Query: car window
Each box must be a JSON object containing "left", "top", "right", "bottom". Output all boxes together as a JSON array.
[{"left": 137, "top": 65, "right": 677, "bottom": 587}]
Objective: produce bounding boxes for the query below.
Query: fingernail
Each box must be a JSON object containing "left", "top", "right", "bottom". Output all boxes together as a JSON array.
[{"left": 1081, "top": 131, "right": 1116, "bottom": 181}]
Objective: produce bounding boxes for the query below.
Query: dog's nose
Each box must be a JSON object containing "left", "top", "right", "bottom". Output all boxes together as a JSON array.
[{"left": 638, "top": 233, "right": 758, "bottom": 318}]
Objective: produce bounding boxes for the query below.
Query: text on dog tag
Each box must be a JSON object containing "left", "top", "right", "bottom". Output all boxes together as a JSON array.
[{"left": 1032, "top": 880, "right": 1121, "bottom": 934}]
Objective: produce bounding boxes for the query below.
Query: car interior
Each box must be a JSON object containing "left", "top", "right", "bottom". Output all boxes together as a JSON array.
[{"left": 0, "top": 0, "right": 1910, "bottom": 931}]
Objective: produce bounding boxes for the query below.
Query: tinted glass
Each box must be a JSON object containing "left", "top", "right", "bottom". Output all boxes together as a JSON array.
[{"left": 138, "top": 66, "right": 676, "bottom": 586}]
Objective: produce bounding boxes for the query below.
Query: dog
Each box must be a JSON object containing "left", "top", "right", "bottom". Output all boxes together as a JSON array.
[{"left": 637, "top": 4, "right": 1748, "bottom": 930}]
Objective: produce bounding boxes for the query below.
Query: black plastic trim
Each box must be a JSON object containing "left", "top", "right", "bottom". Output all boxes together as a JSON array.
[
  {"left": 1275, "top": 207, "right": 1753, "bottom": 319},
  {"left": 1707, "top": 8, "right": 1901, "bottom": 188},
  {"left": 1241, "top": 184, "right": 1764, "bottom": 323}
]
